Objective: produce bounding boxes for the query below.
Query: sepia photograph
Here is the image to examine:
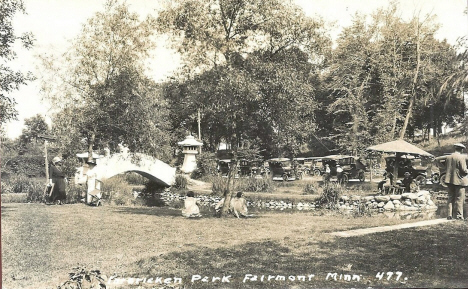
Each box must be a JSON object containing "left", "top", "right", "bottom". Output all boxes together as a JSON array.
[{"left": 1, "top": 0, "right": 467, "bottom": 288}]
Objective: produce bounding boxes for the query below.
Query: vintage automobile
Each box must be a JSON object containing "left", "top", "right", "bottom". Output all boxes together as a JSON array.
[
  {"left": 250, "top": 160, "right": 270, "bottom": 178},
  {"left": 321, "top": 155, "right": 367, "bottom": 183},
  {"left": 236, "top": 159, "right": 268, "bottom": 178},
  {"left": 217, "top": 159, "right": 232, "bottom": 177},
  {"left": 303, "top": 157, "right": 324, "bottom": 176},
  {"left": 267, "top": 158, "right": 303, "bottom": 181},
  {"left": 293, "top": 158, "right": 310, "bottom": 175},
  {"left": 384, "top": 155, "right": 439, "bottom": 186}
]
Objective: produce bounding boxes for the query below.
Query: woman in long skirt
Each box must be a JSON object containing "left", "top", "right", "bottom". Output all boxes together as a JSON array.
[{"left": 48, "top": 156, "right": 67, "bottom": 204}]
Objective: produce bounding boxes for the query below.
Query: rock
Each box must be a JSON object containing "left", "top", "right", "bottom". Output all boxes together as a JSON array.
[
  {"left": 351, "top": 195, "right": 361, "bottom": 201},
  {"left": 417, "top": 197, "right": 426, "bottom": 204},
  {"left": 393, "top": 200, "right": 401, "bottom": 205},
  {"left": 363, "top": 196, "right": 375, "bottom": 202},
  {"left": 377, "top": 202, "right": 385, "bottom": 208},
  {"left": 375, "top": 196, "right": 391, "bottom": 202},
  {"left": 389, "top": 194, "right": 402, "bottom": 200},
  {"left": 404, "top": 200, "right": 413, "bottom": 206},
  {"left": 341, "top": 196, "right": 349, "bottom": 201},
  {"left": 383, "top": 201, "right": 395, "bottom": 210},
  {"left": 427, "top": 200, "right": 435, "bottom": 206},
  {"left": 401, "top": 193, "right": 411, "bottom": 198},
  {"left": 406, "top": 193, "right": 418, "bottom": 200},
  {"left": 417, "top": 190, "right": 430, "bottom": 197}
]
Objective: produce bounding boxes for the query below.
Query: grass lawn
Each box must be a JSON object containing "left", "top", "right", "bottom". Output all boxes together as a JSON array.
[{"left": 2, "top": 203, "right": 467, "bottom": 289}]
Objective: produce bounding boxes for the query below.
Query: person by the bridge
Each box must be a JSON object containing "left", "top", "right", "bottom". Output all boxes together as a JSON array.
[
  {"left": 438, "top": 143, "right": 468, "bottom": 220},
  {"left": 48, "top": 156, "right": 67, "bottom": 205},
  {"left": 182, "top": 191, "right": 202, "bottom": 218}
]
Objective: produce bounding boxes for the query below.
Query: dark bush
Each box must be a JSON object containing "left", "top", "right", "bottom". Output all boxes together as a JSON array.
[
  {"left": 316, "top": 182, "right": 344, "bottom": 209},
  {"left": 174, "top": 174, "right": 188, "bottom": 189},
  {"left": 235, "top": 177, "right": 275, "bottom": 192}
]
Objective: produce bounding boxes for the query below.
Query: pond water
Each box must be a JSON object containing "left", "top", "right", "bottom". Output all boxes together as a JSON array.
[{"left": 163, "top": 198, "right": 468, "bottom": 220}]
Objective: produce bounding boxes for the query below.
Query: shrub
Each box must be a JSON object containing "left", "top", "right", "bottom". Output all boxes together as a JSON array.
[
  {"left": 100, "top": 176, "right": 133, "bottom": 205},
  {"left": 303, "top": 181, "right": 320, "bottom": 195},
  {"left": 211, "top": 176, "right": 226, "bottom": 195},
  {"left": 174, "top": 175, "right": 188, "bottom": 189},
  {"left": 316, "top": 182, "right": 344, "bottom": 209},
  {"left": 124, "top": 172, "right": 147, "bottom": 185},
  {"left": 235, "top": 177, "right": 275, "bottom": 192},
  {"left": 1, "top": 193, "right": 28, "bottom": 203},
  {"left": 66, "top": 183, "right": 85, "bottom": 204},
  {"left": 190, "top": 152, "right": 217, "bottom": 179}
]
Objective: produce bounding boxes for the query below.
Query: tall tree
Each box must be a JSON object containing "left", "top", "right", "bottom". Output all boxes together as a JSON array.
[
  {"left": 0, "top": 0, "right": 34, "bottom": 125},
  {"left": 41, "top": 1, "right": 173, "bottom": 163},
  {"left": 159, "top": 0, "right": 330, "bottom": 215},
  {"left": 19, "top": 114, "right": 49, "bottom": 144}
]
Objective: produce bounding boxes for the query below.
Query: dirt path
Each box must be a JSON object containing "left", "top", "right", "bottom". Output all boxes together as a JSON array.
[{"left": 330, "top": 218, "right": 452, "bottom": 237}]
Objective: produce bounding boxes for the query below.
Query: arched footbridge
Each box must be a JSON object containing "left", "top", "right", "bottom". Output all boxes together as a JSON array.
[{"left": 88, "top": 153, "right": 176, "bottom": 187}]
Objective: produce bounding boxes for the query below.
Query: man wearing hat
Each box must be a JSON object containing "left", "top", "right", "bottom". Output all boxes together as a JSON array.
[
  {"left": 441, "top": 143, "right": 468, "bottom": 220},
  {"left": 48, "top": 156, "right": 67, "bottom": 205},
  {"left": 336, "top": 164, "right": 343, "bottom": 184}
]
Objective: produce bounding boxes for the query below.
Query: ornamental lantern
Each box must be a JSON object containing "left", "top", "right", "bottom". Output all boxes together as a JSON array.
[{"left": 178, "top": 135, "right": 203, "bottom": 173}]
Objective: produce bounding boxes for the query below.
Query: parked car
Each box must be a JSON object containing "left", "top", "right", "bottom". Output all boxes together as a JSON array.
[
  {"left": 267, "top": 158, "right": 303, "bottom": 181},
  {"left": 217, "top": 159, "right": 232, "bottom": 177},
  {"left": 303, "top": 157, "right": 323, "bottom": 176},
  {"left": 293, "top": 158, "right": 310, "bottom": 175},
  {"left": 321, "top": 155, "right": 367, "bottom": 183},
  {"left": 384, "top": 155, "right": 438, "bottom": 185}
]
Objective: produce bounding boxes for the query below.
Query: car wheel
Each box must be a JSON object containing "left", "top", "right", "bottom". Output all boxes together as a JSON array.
[
  {"left": 439, "top": 173, "right": 447, "bottom": 187},
  {"left": 341, "top": 174, "right": 349, "bottom": 184},
  {"left": 358, "top": 171, "right": 365, "bottom": 182},
  {"left": 282, "top": 174, "right": 288, "bottom": 181},
  {"left": 431, "top": 173, "right": 440, "bottom": 184},
  {"left": 415, "top": 175, "right": 426, "bottom": 186},
  {"left": 313, "top": 169, "right": 321, "bottom": 176}
]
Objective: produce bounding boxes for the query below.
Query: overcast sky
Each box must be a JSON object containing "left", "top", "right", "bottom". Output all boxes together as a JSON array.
[{"left": 4, "top": 0, "right": 468, "bottom": 139}]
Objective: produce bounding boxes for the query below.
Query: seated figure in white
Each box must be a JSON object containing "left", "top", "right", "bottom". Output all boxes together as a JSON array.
[
  {"left": 182, "top": 191, "right": 202, "bottom": 218},
  {"left": 215, "top": 192, "right": 250, "bottom": 218}
]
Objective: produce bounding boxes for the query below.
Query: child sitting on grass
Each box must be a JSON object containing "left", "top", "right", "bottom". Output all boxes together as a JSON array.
[{"left": 182, "top": 191, "right": 202, "bottom": 218}]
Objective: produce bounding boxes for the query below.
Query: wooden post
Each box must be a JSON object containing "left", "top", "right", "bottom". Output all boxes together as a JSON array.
[
  {"left": 198, "top": 108, "right": 202, "bottom": 155},
  {"left": 44, "top": 140, "right": 49, "bottom": 181}
]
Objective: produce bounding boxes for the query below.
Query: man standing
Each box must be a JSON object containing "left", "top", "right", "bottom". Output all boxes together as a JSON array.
[
  {"left": 440, "top": 143, "right": 468, "bottom": 220},
  {"left": 336, "top": 164, "right": 343, "bottom": 184}
]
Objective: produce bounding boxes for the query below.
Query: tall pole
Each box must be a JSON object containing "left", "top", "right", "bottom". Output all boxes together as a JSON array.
[
  {"left": 198, "top": 108, "right": 202, "bottom": 154},
  {"left": 44, "top": 140, "right": 49, "bottom": 181}
]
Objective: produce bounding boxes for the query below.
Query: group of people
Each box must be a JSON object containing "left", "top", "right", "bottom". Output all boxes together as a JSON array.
[
  {"left": 182, "top": 191, "right": 250, "bottom": 218},
  {"left": 323, "top": 163, "right": 344, "bottom": 183},
  {"left": 377, "top": 142, "right": 467, "bottom": 220},
  {"left": 378, "top": 170, "right": 417, "bottom": 194}
]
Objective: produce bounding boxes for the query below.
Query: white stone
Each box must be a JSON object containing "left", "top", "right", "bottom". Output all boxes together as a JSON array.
[
  {"left": 383, "top": 201, "right": 395, "bottom": 210},
  {"left": 375, "top": 196, "right": 391, "bottom": 202},
  {"left": 377, "top": 202, "right": 385, "bottom": 208},
  {"left": 389, "top": 194, "right": 402, "bottom": 200}
]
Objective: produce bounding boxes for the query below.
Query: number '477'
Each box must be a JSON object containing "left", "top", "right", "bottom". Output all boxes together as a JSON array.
[{"left": 376, "top": 272, "right": 403, "bottom": 281}]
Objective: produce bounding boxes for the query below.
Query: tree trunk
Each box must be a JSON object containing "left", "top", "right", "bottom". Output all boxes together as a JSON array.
[
  {"left": 400, "top": 96, "right": 414, "bottom": 139},
  {"left": 400, "top": 25, "right": 421, "bottom": 139}
]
